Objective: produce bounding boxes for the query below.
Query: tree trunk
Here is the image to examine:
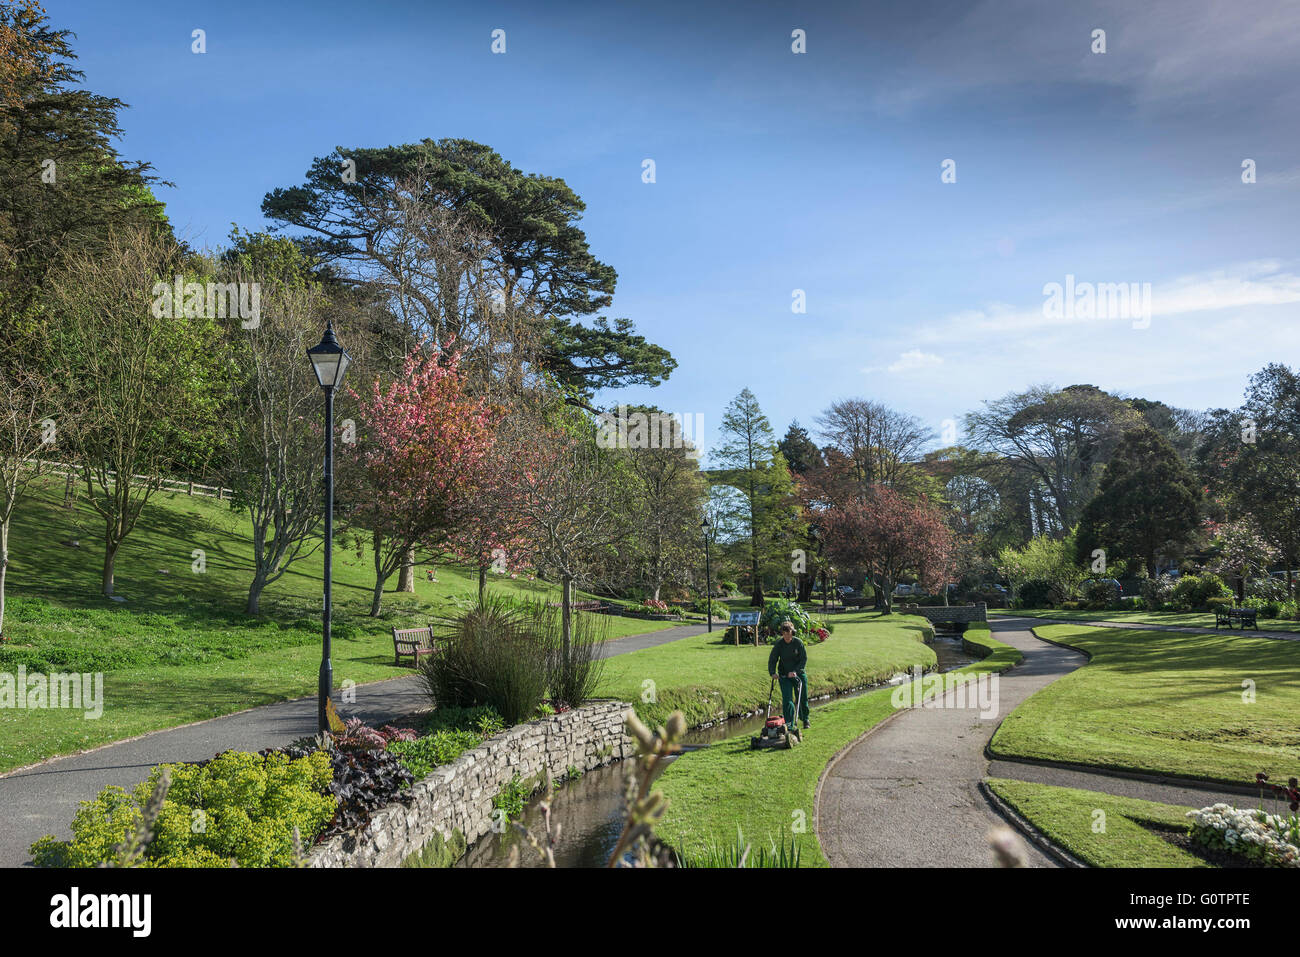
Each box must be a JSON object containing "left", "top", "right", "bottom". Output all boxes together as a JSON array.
[
  {"left": 247, "top": 568, "right": 268, "bottom": 616},
  {"left": 0, "top": 521, "right": 8, "bottom": 638},
  {"left": 63, "top": 471, "right": 75, "bottom": 508},
  {"left": 561, "top": 574, "right": 574, "bottom": 658},
  {"left": 397, "top": 548, "right": 416, "bottom": 592},
  {"left": 478, "top": 564, "right": 488, "bottom": 604},
  {"left": 101, "top": 529, "right": 118, "bottom": 597},
  {"left": 369, "top": 530, "right": 386, "bottom": 616}
]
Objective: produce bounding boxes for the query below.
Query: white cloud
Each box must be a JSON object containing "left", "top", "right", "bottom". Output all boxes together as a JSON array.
[{"left": 881, "top": 349, "right": 945, "bottom": 374}]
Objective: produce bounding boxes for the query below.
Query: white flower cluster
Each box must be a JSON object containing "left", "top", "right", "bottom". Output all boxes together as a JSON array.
[{"left": 1187, "top": 803, "right": 1300, "bottom": 868}]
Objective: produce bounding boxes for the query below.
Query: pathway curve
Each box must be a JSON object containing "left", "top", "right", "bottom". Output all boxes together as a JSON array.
[
  {"left": 0, "top": 621, "right": 707, "bottom": 867},
  {"left": 816, "top": 616, "right": 1260, "bottom": 867},
  {"left": 817, "top": 617, "right": 1084, "bottom": 867}
]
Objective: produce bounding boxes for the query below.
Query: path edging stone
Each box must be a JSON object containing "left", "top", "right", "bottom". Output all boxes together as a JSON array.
[{"left": 978, "top": 780, "right": 1088, "bottom": 869}]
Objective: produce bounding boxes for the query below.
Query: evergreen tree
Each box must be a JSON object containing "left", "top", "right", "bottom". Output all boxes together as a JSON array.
[
  {"left": 1076, "top": 427, "right": 1202, "bottom": 576},
  {"left": 714, "top": 389, "right": 802, "bottom": 606}
]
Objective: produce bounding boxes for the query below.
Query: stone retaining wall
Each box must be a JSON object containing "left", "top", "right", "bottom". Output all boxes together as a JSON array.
[{"left": 309, "top": 699, "right": 634, "bottom": 868}]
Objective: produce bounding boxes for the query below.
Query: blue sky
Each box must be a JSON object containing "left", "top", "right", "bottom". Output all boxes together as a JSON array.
[{"left": 48, "top": 0, "right": 1300, "bottom": 458}]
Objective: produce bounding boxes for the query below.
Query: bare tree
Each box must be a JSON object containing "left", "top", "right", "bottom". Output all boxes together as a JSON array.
[
  {"left": 816, "top": 398, "right": 933, "bottom": 491},
  {"left": 224, "top": 279, "right": 327, "bottom": 614},
  {"left": 511, "top": 419, "right": 631, "bottom": 652},
  {"left": 965, "top": 384, "right": 1141, "bottom": 535},
  {"left": 0, "top": 366, "right": 56, "bottom": 638},
  {"left": 49, "top": 228, "right": 223, "bottom": 596}
]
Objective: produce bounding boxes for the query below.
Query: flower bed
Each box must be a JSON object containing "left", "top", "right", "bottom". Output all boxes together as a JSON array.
[{"left": 1186, "top": 804, "right": 1300, "bottom": 868}]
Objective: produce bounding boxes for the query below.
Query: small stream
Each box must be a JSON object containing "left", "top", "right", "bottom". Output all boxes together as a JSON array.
[{"left": 451, "top": 631, "right": 978, "bottom": 868}]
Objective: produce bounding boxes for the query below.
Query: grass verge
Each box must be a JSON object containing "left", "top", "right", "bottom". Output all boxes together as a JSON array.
[
  {"left": 1011, "top": 608, "right": 1300, "bottom": 634},
  {"left": 596, "top": 610, "right": 938, "bottom": 729},
  {"left": 990, "top": 624, "right": 1300, "bottom": 785},
  {"left": 984, "top": 778, "right": 1207, "bottom": 868},
  {"left": 654, "top": 622, "right": 1022, "bottom": 867},
  {"left": 0, "top": 485, "right": 673, "bottom": 772}
]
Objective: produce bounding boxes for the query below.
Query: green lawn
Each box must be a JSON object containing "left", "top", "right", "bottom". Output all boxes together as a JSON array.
[
  {"left": 597, "top": 610, "right": 938, "bottom": 729},
  {"left": 1011, "top": 608, "right": 1300, "bottom": 634},
  {"left": 0, "top": 483, "right": 675, "bottom": 773},
  {"left": 654, "top": 624, "right": 1023, "bottom": 867},
  {"left": 991, "top": 624, "right": 1300, "bottom": 785},
  {"left": 984, "top": 778, "right": 1208, "bottom": 867}
]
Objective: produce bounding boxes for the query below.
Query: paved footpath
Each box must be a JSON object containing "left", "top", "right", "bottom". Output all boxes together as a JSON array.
[
  {"left": 0, "top": 621, "right": 706, "bottom": 867},
  {"left": 817, "top": 616, "right": 1259, "bottom": 868}
]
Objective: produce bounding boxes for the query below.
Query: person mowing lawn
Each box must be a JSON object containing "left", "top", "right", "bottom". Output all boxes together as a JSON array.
[{"left": 768, "top": 619, "right": 811, "bottom": 729}]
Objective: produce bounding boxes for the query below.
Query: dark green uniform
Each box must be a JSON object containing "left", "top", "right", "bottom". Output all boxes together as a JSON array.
[{"left": 768, "top": 635, "right": 810, "bottom": 725}]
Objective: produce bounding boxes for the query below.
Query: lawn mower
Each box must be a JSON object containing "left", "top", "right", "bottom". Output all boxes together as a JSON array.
[{"left": 750, "top": 675, "right": 803, "bottom": 750}]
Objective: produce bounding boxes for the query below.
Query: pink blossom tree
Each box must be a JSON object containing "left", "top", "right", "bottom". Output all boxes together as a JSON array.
[{"left": 346, "top": 342, "right": 495, "bottom": 616}]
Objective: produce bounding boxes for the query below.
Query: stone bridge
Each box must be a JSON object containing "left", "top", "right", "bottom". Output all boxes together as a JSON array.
[{"left": 895, "top": 602, "right": 988, "bottom": 623}]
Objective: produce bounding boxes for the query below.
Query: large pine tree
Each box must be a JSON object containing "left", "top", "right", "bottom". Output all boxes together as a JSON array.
[
  {"left": 1076, "top": 426, "right": 1202, "bottom": 576},
  {"left": 714, "top": 389, "right": 801, "bottom": 606}
]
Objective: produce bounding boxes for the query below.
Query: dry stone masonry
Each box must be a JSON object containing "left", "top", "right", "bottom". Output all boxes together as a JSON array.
[{"left": 309, "top": 699, "right": 635, "bottom": 868}]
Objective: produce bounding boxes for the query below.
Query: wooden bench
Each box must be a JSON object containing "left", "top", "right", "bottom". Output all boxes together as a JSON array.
[
  {"left": 727, "top": 611, "right": 761, "bottom": 647},
  {"left": 392, "top": 625, "right": 436, "bottom": 667},
  {"left": 547, "top": 600, "right": 607, "bottom": 613},
  {"left": 1214, "top": 606, "right": 1259, "bottom": 630}
]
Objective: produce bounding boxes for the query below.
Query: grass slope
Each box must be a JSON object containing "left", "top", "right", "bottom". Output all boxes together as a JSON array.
[
  {"left": 654, "top": 623, "right": 1023, "bottom": 867},
  {"left": 991, "top": 624, "right": 1300, "bottom": 785},
  {"left": 985, "top": 778, "right": 1207, "bottom": 868},
  {"left": 0, "top": 484, "right": 673, "bottom": 772},
  {"left": 597, "top": 610, "right": 938, "bottom": 729},
  {"left": 1012, "top": 608, "right": 1300, "bottom": 634}
]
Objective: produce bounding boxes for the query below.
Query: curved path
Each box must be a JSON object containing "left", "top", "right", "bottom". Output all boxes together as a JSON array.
[
  {"left": 816, "top": 617, "right": 1084, "bottom": 867},
  {"left": 816, "top": 616, "right": 1257, "bottom": 867},
  {"left": 0, "top": 621, "right": 707, "bottom": 867}
]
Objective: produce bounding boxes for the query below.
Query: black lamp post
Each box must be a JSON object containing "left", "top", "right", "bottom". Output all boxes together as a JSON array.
[
  {"left": 307, "top": 320, "right": 352, "bottom": 733},
  {"left": 701, "top": 517, "right": 713, "bottom": 633}
]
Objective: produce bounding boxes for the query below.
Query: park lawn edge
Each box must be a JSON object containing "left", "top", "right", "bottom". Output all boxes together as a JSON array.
[
  {"left": 654, "top": 622, "right": 1023, "bottom": 867},
  {"left": 988, "top": 624, "right": 1300, "bottom": 789},
  {"left": 983, "top": 778, "right": 1210, "bottom": 868},
  {"left": 1009, "top": 607, "right": 1300, "bottom": 634}
]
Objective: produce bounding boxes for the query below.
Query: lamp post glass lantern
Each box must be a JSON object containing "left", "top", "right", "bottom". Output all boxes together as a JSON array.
[
  {"left": 307, "top": 321, "right": 352, "bottom": 732},
  {"left": 701, "top": 517, "right": 713, "bottom": 632}
]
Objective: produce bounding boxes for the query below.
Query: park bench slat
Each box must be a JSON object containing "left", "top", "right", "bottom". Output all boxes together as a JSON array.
[{"left": 392, "top": 624, "right": 437, "bottom": 667}]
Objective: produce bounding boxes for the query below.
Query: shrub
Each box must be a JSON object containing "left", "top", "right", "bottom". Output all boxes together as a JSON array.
[
  {"left": 419, "top": 597, "right": 550, "bottom": 725},
  {"left": 1059, "top": 601, "right": 1083, "bottom": 611},
  {"left": 542, "top": 602, "right": 608, "bottom": 712},
  {"left": 1241, "top": 596, "right": 1283, "bottom": 619},
  {"left": 1119, "top": 595, "right": 1147, "bottom": 611},
  {"left": 1168, "top": 573, "right": 1232, "bottom": 612},
  {"left": 421, "top": 704, "right": 505, "bottom": 738},
  {"left": 387, "top": 730, "right": 483, "bottom": 780},
  {"left": 757, "top": 597, "right": 812, "bottom": 641},
  {"left": 30, "top": 750, "right": 335, "bottom": 868},
  {"left": 1016, "top": 579, "right": 1054, "bottom": 609}
]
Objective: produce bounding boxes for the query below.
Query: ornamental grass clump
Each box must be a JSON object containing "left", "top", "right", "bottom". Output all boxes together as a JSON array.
[{"left": 420, "top": 596, "right": 550, "bottom": 725}]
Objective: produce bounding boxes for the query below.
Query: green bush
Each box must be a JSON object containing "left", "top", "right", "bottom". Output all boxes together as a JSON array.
[
  {"left": 1241, "top": 597, "right": 1283, "bottom": 619},
  {"left": 758, "top": 598, "right": 812, "bottom": 641},
  {"left": 387, "top": 730, "right": 482, "bottom": 780},
  {"left": 1059, "top": 601, "right": 1083, "bottom": 611},
  {"left": 1119, "top": 595, "right": 1147, "bottom": 611},
  {"left": 1016, "top": 579, "right": 1054, "bottom": 609},
  {"left": 1170, "top": 574, "right": 1232, "bottom": 612},
  {"left": 30, "top": 750, "right": 335, "bottom": 868}
]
